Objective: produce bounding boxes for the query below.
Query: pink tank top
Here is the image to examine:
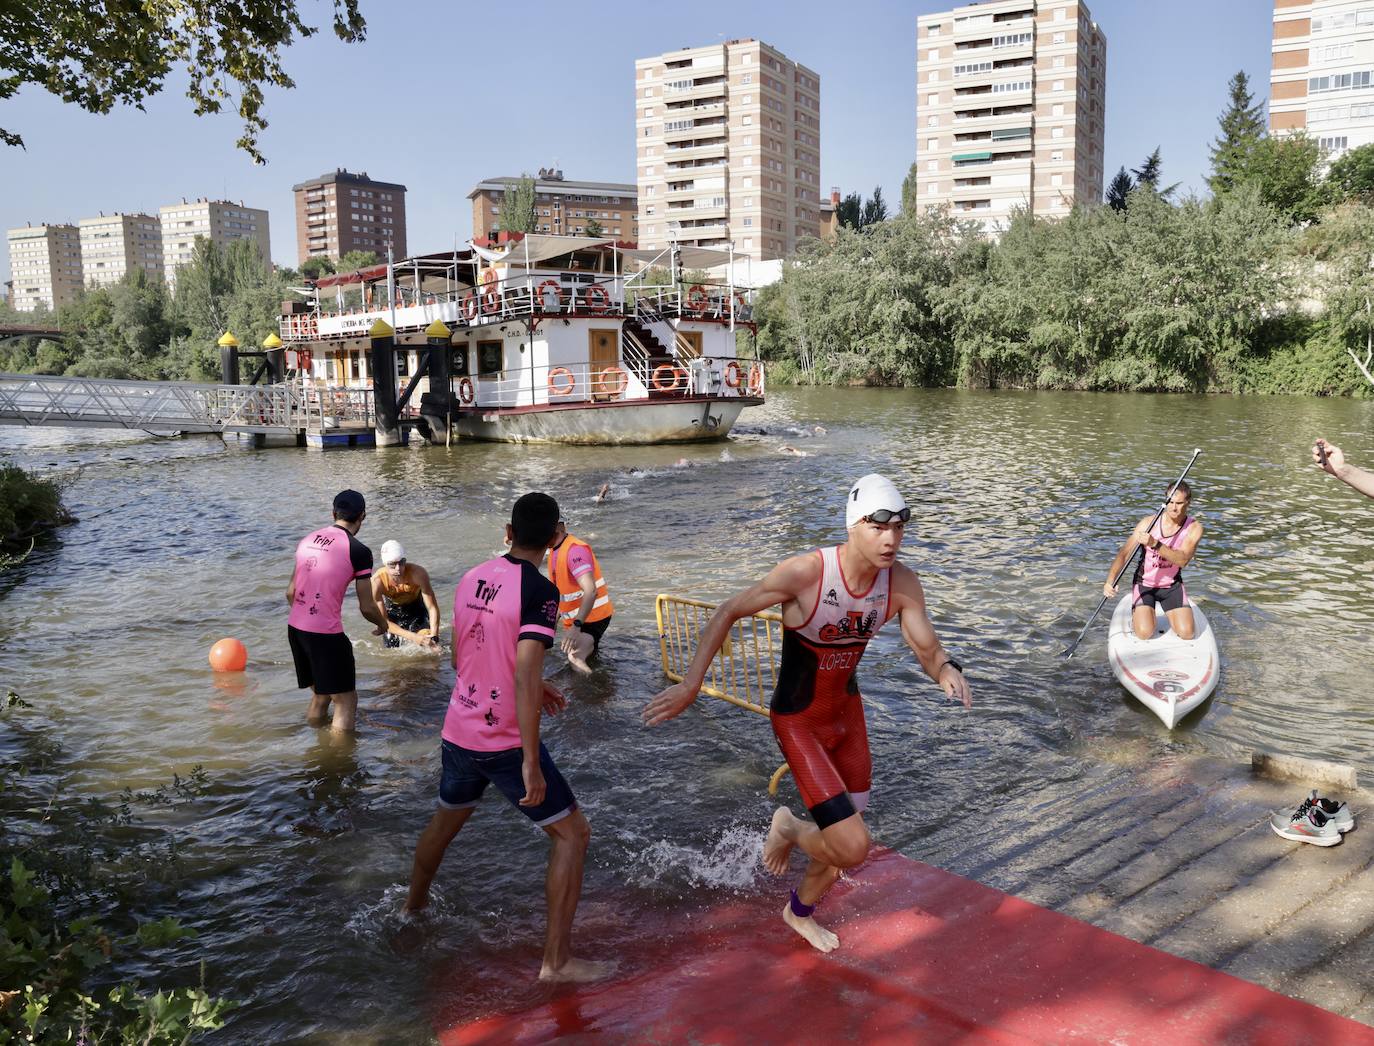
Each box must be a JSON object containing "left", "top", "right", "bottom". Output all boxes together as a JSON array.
[
  {"left": 1135, "top": 515, "right": 1193, "bottom": 589},
  {"left": 442, "top": 554, "right": 559, "bottom": 752},
  {"left": 289, "top": 525, "right": 373, "bottom": 634},
  {"left": 794, "top": 546, "right": 892, "bottom": 648}
]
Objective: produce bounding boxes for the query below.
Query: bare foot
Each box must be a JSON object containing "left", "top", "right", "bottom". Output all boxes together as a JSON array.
[
  {"left": 782, "top": 905, "right": 840, "bottom": 953},
  {"left": 762, "top": 807, "right": 796, "bottom": 875},
  {"left": 539, "top": 957, "right": 617, "bottom": 983},
  {"left": 567, "top": 650, "right": 593, "bottom": 675}
]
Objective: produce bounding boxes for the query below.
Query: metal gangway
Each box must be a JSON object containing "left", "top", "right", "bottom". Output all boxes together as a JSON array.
[{"left": 0, "top": 373, "right": 373, "bottom": 436}]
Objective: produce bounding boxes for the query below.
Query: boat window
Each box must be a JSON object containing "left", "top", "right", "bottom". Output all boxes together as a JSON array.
[{"left": 477, "top": 340, "right": 503, "bottom": 376}]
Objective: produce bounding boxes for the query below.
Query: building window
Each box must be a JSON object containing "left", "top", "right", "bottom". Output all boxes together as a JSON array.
[
  {"left": 927, "top": 183, "right": 938, "bottom": 195},
  {"left": 1051, "top": 150, "right": 1064, "bottom": 161},
  {"left": 1053, "top": 79, "right": 1065, "bottom": 92},
  {"left": 927, "top": 49, "right": 940, "bottom": 61},
  {"left": 927, "top": 160, "right": 938, "bottom": 171},
  {"left": 1052, "top": 103, "right": 1064, "bottom": 116},
  {"left": 1051, "top": 173, "right": 1063, "bottom": 186},
  {"left": 1053, "top": 32, "right": 1066, "bottom": 43},
  {"left": 1053, "top": 56, "right": 1065, "bottom": 68},
  {"left": 927, "top": 137, "right": 939, "bottom": 150},
  {"left": 927, "top": 93, "right": 939, "bottom": 106},
  {"left": 1052, "top": 127, "right": 1064, "bottom": 138},
  {"left": 927, "top": 115, "right": 939, "bottom": 126}
]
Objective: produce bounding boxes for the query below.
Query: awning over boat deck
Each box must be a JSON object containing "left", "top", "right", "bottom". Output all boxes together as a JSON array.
[{"left": 311, "top": 252, "right": 476, "bottom": 292}]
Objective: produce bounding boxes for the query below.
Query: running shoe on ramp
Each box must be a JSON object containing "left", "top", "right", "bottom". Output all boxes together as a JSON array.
[
  {"left": 1271, "top": 801, "right": 1343, "bottom": 846},
  {"left": 1306, "top": 789, "right": 1355, "bottom": 833}
]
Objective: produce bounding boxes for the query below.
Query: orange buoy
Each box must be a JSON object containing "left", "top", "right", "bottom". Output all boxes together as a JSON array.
[{"left": 209, "top": 637, "right": 248, "bottom": 672}]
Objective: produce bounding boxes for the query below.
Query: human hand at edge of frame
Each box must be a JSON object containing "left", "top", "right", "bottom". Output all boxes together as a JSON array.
[
  {"left": 642, "top": 681, "right": 698, "bottom": 726},
  {"left": 541, "top": 681, "right": 568, "bottom": 715},
  {"left": 939, "top": 665, "right": 973, "bottom": 709},
  {"left": 1314, "top": 438, "right": 1345, "bottom": 477}
]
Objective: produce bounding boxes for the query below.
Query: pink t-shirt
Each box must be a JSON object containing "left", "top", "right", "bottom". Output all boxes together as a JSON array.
[
  {"left": 1136, "top": 515, "right": 1194, "bottom": 589},
  {"left": 288, "top": 525, "right": 373, "bottom": 634},
  {"left": 550, "top": 541, "right": 594, "bottom": 580},
  {"left": 442, "top": 554, "right": 559, "bottom": 751}
]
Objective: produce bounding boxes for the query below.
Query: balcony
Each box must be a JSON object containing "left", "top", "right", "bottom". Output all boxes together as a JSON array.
[
  {"left": 664, "top": 121, "right": 725, "bottom": 144},
  {"left": 663, "top": 141, "right": 728, "bottom": 162},
  {"left": 665, "top": 80, "right": 727, "bottom": 104}
]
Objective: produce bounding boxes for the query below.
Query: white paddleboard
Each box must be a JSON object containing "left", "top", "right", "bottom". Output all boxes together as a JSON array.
[{"left": 1107, "top": 594, "right": 1219, "bottom": 729}]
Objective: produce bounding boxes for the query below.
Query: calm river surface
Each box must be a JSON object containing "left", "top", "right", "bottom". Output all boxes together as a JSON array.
[{"left": 2, "top": 387, "right": 1372, "bottom": 1042}]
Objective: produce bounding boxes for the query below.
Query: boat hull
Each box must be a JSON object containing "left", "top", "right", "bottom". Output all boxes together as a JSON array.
[
  {"left": 441, "top": 396, "right": 759, "bottom": 445},
  {"left": 1107, "top": 595, "right": 1219, "bottom": 728}
]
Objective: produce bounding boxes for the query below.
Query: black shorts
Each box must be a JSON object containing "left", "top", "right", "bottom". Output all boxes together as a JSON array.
[
  {"left": 1133, "top": 583, "right": 1187, "bottom": 614},
  {"left": 438, "top": 740, "right": 577, "bottom": 827},
  {"left": 287, "top": 625, "right": 356, "bottom": 694},
  {"left": 579, "top": 616, "right": 611, "bottom": 654},
  {"left": 383, "top": 599, "right": 431, "bottom": 649}
]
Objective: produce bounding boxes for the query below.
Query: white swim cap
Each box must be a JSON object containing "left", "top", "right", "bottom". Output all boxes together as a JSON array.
[
  {"left": 846, "top": 474, "right": 907, "bottom": 529},
  {"left": 381, "top": 540, "right": 406, "bottom": 564}
]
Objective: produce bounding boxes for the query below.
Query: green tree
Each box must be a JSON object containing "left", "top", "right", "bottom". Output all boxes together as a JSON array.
[
  {"left": 1208, "top": 71, "right": 1266, "bottom": 195},
  {"left": 1132, "top": 147, "right": 1180, "bottom": 199},
  {"left": 0, "top": 1, "right": 366, "bottom": 162},
  {"left": 335, "top": 250, "right": 381, "bottom": 272},
  {"left": 1239, "top": 132, "right": 1326, "bottom": 225},
  {"left": 901, "top": 162, "right": 921, "bottom": 214},
  {"left": 499, "top": 175, "right": 537, "bottom": 234},
  {"left": 299, "top": 256, "right": 336, "bottom": 280},
  {"left": 1325, "top": 143, "right": 1374, "bottom": 203},
  {"left": 861, "top": 186, "right": 889, "bottom": 228},
  {"left": 1106, "top": 167, "right": 1134, "bottom": 212},
  {"left": 836, "top": 191, "right": 863, "bottom": 230},
  {"left": 584, "top": 217, "right": 605, "bottom": 237}
]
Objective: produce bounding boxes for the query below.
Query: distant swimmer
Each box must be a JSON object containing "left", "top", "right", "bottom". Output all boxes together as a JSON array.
[
  {"left": 372, "top": 540, "right": 441, "bottom": 650},
  {"left": 594, "top": 482, "right": 611, "bottom": 503},
  {"left": 1314, "top": 438, "right": 1374, "bottom": 499},
  {"left": 814, "top": 425, "right": 828, "bottom": 435},
  {"left": 1102, "top": 480, "right": 1204, "bottom": 641},
  {"left": 403, "top": 493, "right": 611, "bottom": 983},
  {"left": 779, "top": 445, "right": 807, "bottom": 457},
  {"left": 643, "top": 474, "right": 971, "bottom": 953},
  {"left": 286, "top": 490, "right": 389, "bottom": 733},
  {"left": 547, "top": 519, "right": 614, "bottom": 675}
]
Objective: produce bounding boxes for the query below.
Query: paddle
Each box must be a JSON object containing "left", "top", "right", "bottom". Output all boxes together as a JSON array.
[{"left": 1062, "top": 448, "right": 1201, "bottom": 660}]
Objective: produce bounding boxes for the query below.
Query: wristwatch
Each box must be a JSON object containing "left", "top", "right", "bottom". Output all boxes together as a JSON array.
[{"left": 571, "top": 619, "right": 586, "bottom": 631}]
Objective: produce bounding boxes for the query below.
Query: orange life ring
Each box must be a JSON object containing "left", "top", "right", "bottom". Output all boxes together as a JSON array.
[
  {"left": 584, "top": 285, "right": 612, "bottom": 315},
  {"left": 599, "top": 366, "right": 628, "bottom": 396},
  {"left": 461, "top": 294, "right": 478, "bottom": 321},
  {"left": 652, "top": 364, "right": 687, "bottom": 391},
  {"left": 686, "top": 285, "right": 710, "bottom": 316},
  {"left": 458, "top": 377, "right": 475, "bottom": 405},
  {"left": 537, "top": 279, "right": 564, "bottom": 311},
  {"left": 747, "top": 363, "right": 764, "bottom": 394},
  {"left": 481, "top": 268, "right": 500, "bottom": 315},
  {"left": 724, "top": 361, "right": 743, "bottom": 388},
  {"left": 548, "top": 367, "right": 576, "bottom": 396}
]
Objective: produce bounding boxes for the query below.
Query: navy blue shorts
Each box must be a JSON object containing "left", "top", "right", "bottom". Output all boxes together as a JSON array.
[{"left": 438, "top": 740, "right": 577, "bottom": 828}]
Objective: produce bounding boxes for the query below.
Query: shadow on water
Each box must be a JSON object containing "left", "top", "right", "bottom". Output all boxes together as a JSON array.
[{"left": 2, "top": 389, "right": 1374, "bottom": 1039}]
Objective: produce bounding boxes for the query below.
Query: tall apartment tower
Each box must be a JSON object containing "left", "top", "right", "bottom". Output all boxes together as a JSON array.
[
  {"left": 158, "top": 198, "right": 271, "bottom": 285},
  {"left": 1271, "top": 1, "right": 1373, "bottom": 159},
  {"left": 915, "top": 0, "right": 1106, "bottom": 233},
  {"left": 5, "top": 223, "right": 83, "bottom": 311},
  {"left": 635, "top": 39, "right": 821, "bottom": 262},
  {"left": 292, "top": 169, "right": 407, "bottom": 264},
  {"left": 78, "top": 213, "right": 163, "bottom": 288}
]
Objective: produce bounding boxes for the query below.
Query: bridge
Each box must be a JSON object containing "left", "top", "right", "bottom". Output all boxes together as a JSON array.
[
  {"left": 0, "top": 323, "right": 65, "bottom": 342},
  {"left": 0, "top": 372, "right": 373, "bottom": 437}
]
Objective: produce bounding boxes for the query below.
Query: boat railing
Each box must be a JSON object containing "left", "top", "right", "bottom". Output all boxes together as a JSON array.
[
  {"left": 465, "top": 356, "right": 761, "bottom": 410},
  {"left": 619, "top": 327, "right": 655, "bottom": 390},
  {"left": 298, "top": 384, "right": 375, "bottom": 432}
]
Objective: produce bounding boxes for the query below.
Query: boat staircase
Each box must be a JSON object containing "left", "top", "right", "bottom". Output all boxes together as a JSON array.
[{"left": 624, "top": 302, "right": 705, "bottom": 398}]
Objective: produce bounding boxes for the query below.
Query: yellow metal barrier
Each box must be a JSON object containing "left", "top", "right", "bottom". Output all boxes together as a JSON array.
[{"left": 655, "top": 594, "right": 791, "bottom": 794}]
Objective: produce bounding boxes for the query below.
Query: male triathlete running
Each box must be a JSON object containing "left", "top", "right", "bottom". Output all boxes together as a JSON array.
[
  {"left": 404, "top": 493, "right": 611, "bottom": 982},
  {"left": 1102, "top": 480, "right": 1204, "bottom": 641},
  {"left": 286, "top": 490, "right": 389, "bottom": 733},
  {"left": 547, "top": 519, "right": 614, "bottom": 674},
  {"left": 643, "top": 474, "right": 972, "bottom": 953},
  {"left": 372, "top": 540, "right": 441, "bottom": 650}
]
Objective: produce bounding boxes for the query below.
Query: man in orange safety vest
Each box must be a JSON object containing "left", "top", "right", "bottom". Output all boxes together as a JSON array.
[{"left": 546, "top": 520, "right": 614, "bottom": 674}]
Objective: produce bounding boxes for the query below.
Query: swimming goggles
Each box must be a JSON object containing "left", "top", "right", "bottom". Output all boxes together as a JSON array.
[{"left": 865, "top": 508, "right": 911, "bottom": 524}]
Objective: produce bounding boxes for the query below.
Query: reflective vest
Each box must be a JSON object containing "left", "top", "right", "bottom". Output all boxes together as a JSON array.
[{"left": 547, "top": 534, "right": 613, "bottom": 627}]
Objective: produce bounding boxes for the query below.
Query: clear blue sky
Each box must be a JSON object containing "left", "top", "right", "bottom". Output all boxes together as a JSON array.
[{"left": 0, "top": 0, "right": 1273, "bottom": 285}]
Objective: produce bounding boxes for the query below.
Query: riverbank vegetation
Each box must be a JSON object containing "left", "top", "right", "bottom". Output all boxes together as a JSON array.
[
  {"left": 0, "top": 462, "right": 72, "bottom": 567},
  {"left": 0, "top": 692, "right": 232, "bottom": 1042},
  {"left": 757, "top": 73, "right": 1374, "bottom": 394}
]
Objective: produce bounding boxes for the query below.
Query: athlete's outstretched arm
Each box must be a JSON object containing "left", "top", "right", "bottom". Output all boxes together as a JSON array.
[
  {"left": 642, "top": 554, "right": 819, "bottom": 726},
  {"left": 891, "top": 564, "right": 971, "bottom": 709}
]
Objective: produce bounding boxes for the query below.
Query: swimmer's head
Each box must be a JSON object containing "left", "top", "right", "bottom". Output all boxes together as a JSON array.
[
  {"left": 845, "top": 474, "right": 908, "bottom": 530},
  {"left": 332, "top": 489, "right": 366, "bottom": 524},
  {"left": 509, "top": 492, "right": 560, "bottom": 552},
  {"left": 380, "top": 540, "right": 406, "bottom": 567}
]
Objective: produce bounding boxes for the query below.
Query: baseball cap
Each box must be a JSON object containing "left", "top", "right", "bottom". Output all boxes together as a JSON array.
[
  {"left": 845, "top": 474, "right": 907, "bottom": 529},
  {"left": 332, "top": 489, "right": 366, "bottom": 521},
  {"left": 380, "top": 539, "right": 405, "bottom": 564}
]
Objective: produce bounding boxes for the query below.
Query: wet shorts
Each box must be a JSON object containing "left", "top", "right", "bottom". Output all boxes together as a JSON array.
[
  {"left": 383, "top": 598, "right": 431, "bottom": 649},
  {"left": 438, "top": 740, "right": 577, "bottom": 828},
  {"left": 579, "top": 616, "right": 610, "bottom": 654},
  {"left": 287, "top": 625, "right": 356, "bottom": 695},
  {"left": 1133, "top": 583, "right": 1187, "bottom": 614}
]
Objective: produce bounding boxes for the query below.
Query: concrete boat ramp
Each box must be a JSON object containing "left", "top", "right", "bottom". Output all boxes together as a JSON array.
[{"left": 437, "top": 752, "right": 1374, "bottom": 1043}]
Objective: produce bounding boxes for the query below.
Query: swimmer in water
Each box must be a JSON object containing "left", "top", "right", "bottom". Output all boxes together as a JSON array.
[
  {"left": 643, "top": 474, "right": 971, "bottom": 954},
  {"left": 594, "top": 482, "right": 611, "bottom": 503},
  {"left": 403, "top": 493, "right": 612, "bottom": 983},
  {"left": 372, "top": 540, "right": 441, "bottom": 650}
]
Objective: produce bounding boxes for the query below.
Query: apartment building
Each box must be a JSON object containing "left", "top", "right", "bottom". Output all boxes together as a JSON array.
[
  {"left": 915, "top": 0, "right": 1106, "bottom": 233},
  {"left": 635, "top": 39, "right": 821, "bottom": 262},
  {"left": 158, "top": 198, "right": 271, "bottom": 284},
  {"left": 293, "top": 169, "right": 407, "bottom": 264},
  {"left": 468, "top": 169, "right": 637, "bottom": 242},
  {"left": 5, "top": 223, "right": 84, "bottom": 311},
  {"left": 1271, "top": 0, "right": 1374, "bottom": 158},
  {"left": 78, "top": 213, "right": 163, "bottom": 288}
]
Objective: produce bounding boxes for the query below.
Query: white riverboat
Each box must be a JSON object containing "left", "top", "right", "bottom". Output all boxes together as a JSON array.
[{"left": 276, "top": 234, "right": 764, "bottom": 445}]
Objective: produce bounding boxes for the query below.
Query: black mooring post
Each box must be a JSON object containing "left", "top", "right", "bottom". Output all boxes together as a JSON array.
[{"left": 369, "top": 318, "right": 401, "bottom": 447}]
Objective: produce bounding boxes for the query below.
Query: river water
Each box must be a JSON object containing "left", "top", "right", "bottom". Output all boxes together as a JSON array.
[{"left": 2, "top": 387, "right": 1372, "bottom": 1042}]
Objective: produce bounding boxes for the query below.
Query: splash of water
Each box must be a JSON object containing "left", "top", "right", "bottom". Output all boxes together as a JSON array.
[{"left": 628, "top": 822, "right": 765, "bottom": 893}]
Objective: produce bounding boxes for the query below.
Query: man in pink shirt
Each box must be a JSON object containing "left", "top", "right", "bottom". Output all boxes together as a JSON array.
[
  {"left": 286, "top": 490, "right": 389, "bottom": 733},
  {"left": 403, "top": 493, "right": 611, "bottom": 983}
]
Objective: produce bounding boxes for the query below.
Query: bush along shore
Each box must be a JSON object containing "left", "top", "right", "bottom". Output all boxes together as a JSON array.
[{"left": 0, "top": 462, "right": 73, "bottom": 568}]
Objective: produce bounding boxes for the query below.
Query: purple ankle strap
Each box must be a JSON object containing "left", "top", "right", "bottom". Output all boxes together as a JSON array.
[{"left": 790, "top": 889, "right": 816, "bottom": 918}]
